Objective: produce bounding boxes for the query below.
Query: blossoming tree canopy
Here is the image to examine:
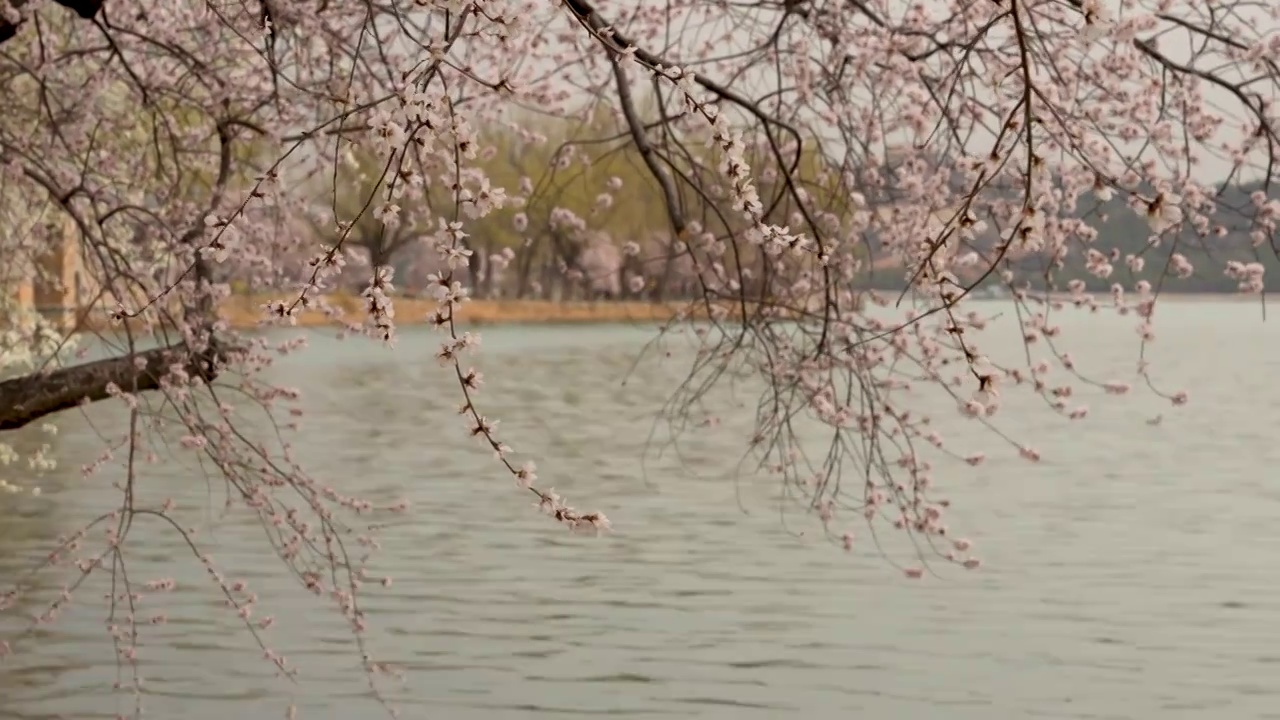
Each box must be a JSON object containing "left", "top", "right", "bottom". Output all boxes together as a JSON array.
[{"left": 0, "top": 0, "right": 1278, "bottom": 712}]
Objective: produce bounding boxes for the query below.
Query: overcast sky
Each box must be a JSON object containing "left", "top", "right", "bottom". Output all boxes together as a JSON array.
[{"left": 275, "top": 0, "right": 1280, "bottom": 195}]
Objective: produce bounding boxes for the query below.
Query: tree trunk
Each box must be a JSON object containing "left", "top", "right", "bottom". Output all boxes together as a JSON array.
[
  {"left": 650, "top": 241, "right": 677, "bottom": 302},
  {"left": 466, "top": 247, "right": 482, "bottom": 297},
  {"left": 542, "top": 258, "right": 559, "bottom": 301},
  {"left": 368, "top": 244, "right": 392, "bottom": 278},
  {"left": 514, "top": 242, "right": 536, "bottom": 299},
  {"left": 482, "top": 239, "right": 497, "bottom": 298}
]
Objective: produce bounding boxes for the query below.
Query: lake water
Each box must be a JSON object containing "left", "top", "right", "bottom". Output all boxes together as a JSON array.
[{"left": 3, "top": 299, "right": 1280, "bottom": 719}]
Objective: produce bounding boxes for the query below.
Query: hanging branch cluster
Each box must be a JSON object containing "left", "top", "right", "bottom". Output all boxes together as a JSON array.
[{"left": 0, "top": 0, "right": 1277, "bottom": 714}]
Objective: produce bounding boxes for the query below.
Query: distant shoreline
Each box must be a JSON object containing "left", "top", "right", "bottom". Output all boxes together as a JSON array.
[
  {"left": 1018, "top": 291, "right": 1264, "bottom": 304},
  {"left": 218, "top": 294, "right": 696, "bottom": 329},
  {"left": 217, "top": 291, "right": 1261, "bottom": 330},
  {"left": 8, "top": 290, "right": 1263, "bottom": 337}
]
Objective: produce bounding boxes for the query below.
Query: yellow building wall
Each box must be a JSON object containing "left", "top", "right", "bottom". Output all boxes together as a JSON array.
[{"left": 7, "top": 216, "right": 90, "bottom": 330}]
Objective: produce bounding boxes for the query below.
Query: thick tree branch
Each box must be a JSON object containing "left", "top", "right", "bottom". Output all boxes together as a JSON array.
[{"left": 0, "top": 341, "right": 228, "bottom": 431}]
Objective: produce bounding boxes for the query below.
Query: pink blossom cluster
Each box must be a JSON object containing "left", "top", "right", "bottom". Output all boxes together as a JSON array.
[{"left": 0, "top": 0, "right": 1275, "bottom": 713}]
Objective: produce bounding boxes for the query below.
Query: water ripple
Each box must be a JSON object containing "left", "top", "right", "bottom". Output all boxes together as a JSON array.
[{"left": 1, "top": 312, "right": 1279, "bottom": 719}]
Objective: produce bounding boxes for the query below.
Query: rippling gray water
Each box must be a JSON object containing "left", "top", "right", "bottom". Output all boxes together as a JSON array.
[{"left": 3, "top": 300, "right": 1280, "bottom": 719}]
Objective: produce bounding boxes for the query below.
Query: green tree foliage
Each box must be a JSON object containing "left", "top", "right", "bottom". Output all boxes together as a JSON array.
[{"left": 301, "top": 109, "right": 861, "bottom": 301}]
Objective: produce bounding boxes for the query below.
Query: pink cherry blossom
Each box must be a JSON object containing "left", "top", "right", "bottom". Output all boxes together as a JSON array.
[{"left": 0, "top": 0, "right": 1262, "bottom": 709}]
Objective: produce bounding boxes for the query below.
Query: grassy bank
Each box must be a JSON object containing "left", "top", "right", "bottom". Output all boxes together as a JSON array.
[{"left": 218, "top": 294, "right": 696, "bottom": 329}]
